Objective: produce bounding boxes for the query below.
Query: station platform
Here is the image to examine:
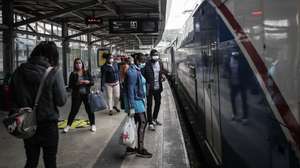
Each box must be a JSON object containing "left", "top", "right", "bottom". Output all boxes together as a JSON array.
[{"left": 0, "top": 81, "right": 190, "bottom": 168}]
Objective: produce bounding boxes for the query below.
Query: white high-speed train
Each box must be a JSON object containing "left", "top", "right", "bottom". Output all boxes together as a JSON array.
[{"left": 162, "top": 0, "right": 300, "bottom": 167}]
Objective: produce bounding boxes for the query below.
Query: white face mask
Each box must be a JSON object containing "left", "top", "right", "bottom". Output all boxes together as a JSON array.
[{"left": 152, "top": 56, "right": 159, "bottom": 60}]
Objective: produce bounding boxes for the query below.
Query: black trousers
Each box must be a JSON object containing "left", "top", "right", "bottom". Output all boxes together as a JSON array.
[
  {"left": 134, "top": 112, "right": 147, "bottom": 150},
  {"left": 230, "top": 84, "right": 248, "bottom": 119},
  {"left": 146, "top": 90, "right": 162, "bottom": 123},
  {"left": 67, "top": 94, "right": 95, "bottom": 126},
  {"left": 24, "top": 122, "right": 58, "bottom": 168}
]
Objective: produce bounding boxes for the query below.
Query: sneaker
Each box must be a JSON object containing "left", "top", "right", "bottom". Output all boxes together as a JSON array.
[
  {"left": 125, "top": 147, "right": 136, "bottom": 155},
  {"left": 137, "top": 148, "right": 152, "bottom": 158},
  {"left": 91, "top": 125, "right": 96, "bottom": 132},
  {"left": 113, "top": 106, "right": 120, "bottom": 112},
  {"left": 153, "top": 120, "right": 162, "bottom": 126},
  {"left": 63, "top": 125, "right": 70, "bottom": 133},
  {"left": 109, "top": 110, "right": 113, "bottom": 115},
  {"left": 148, "top": 124, "right": 155, "bottom": 131}
]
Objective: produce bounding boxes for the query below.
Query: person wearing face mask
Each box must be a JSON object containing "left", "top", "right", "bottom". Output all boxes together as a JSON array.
[
  {"left": 123, "top": 55, "right": 152, "bottom": 158},
  {"left": 64, "top": 58, "right": 96, "bottom": 133},
  {"left": 101, "top": 54, "right": 120, "bottom": 115},
  {"left": 143, "top": 49, "right": 166, "bottom": 131}
]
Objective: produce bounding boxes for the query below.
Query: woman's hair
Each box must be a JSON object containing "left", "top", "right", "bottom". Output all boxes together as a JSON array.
[
  {"left": 136, "top": 53, "right": 145, "bottom": 64},
  {"left": 73, "top": 58, "right": 85, "bottom": 72},
  {"left": 29, "top": 41, "right": 59, "bottom": 66}
]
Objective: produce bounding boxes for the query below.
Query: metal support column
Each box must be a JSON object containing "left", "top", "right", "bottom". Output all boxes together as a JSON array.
[
  {"left": 62, "top": 22, "right": 69, "bottom": 84},
  {"left": 87, "top": 33, "right": 92, "bottom": 74},
  {"left": 2, "top": 0, "right": 15, "bottom": 74}
]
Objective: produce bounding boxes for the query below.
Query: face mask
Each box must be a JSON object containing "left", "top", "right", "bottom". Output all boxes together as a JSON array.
[
  {"left": 152, "top": 56, "right": 159, "bottom": 61},
  {"left": 109, "top": 59, "right": 114, "bottom": 63},
  {"left": 139, "top": 63, "right": 146, "bottom": 68},
  {"left": 75, "top": 63, "right": 82, "bottom": 70}
]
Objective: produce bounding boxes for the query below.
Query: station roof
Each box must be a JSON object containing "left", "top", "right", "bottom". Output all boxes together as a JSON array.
[{"left": 8, "top": 0, "right": 167, "bottom": 50}]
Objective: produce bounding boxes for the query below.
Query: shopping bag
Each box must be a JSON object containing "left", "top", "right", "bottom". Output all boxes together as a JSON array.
[
  {"left": 120, "top": 116, "right": 136, "bottom": 148},
  {"left": 88, "top": 91, "right": 107, "bottom": 112}
]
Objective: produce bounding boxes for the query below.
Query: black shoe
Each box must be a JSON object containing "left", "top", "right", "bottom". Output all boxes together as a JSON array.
[
  {"left": 125, "top": 147, "right": 136, "bottom": 155},
  {"left": 153, "top": 120, "right": 162, "bottom": 126},
  {"left": 109, "top": 110, "right": 113, "bottom": 115},
  {"left": 113, "top": 106, "right": 120, "bottom": 112},
  {"left": 137, "top": 148, "right": 152, "bottom": 158}
]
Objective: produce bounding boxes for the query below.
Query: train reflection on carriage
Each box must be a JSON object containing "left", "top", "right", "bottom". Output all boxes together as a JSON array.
[{"left": 161, "top": 1, "right": 300, "bottom": 168}]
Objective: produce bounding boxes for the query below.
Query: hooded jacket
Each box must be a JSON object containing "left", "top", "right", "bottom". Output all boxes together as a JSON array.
[{"left": 10, "top": 58, "right": 67, "bottom": 124}]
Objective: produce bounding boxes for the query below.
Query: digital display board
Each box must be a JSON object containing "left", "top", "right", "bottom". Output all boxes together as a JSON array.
[
  {"left": 109, "top": 19, "right": 158, "bottom": 34},
  {"left": 141, "top": 20, "right": 158, "bottom": 33},
  {"left": 109, "top": 20, "right": 138, "bottom": 33}
]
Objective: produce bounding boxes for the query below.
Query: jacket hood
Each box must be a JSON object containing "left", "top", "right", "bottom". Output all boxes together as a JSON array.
[{"left": 19, "top": 59, "right": 50, "bottom": 84}]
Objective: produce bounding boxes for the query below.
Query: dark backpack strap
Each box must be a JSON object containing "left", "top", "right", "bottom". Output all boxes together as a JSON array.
[{"left": 32, "top": 67, "right": 53, "bottom": 111}]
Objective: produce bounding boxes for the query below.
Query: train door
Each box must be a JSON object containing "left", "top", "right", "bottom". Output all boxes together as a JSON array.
[{"left": 203, "top": 43, "right": 222, "bottom": 163}]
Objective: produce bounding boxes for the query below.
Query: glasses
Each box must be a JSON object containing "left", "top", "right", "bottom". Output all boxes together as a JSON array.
[{"left": 75, "top": 62, "right": 82, "bottom": 64}]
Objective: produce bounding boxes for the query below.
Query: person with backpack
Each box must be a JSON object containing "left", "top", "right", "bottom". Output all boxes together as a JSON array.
[
  {"left": 9, "top": 41, "right": 67, "bottom": 168},
  {"left": 64, "top": 58, "right": 96, "bottom": 133},
  {"left": 123, "top": 55, "right": 152, "bottom": 158}
]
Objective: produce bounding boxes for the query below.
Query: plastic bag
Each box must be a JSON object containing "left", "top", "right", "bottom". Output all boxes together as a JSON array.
[{"left": 120, "top": 116, "right": 136, "bottom": 148}]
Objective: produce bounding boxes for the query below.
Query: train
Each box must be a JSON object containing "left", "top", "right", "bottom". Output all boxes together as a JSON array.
[{"left": 161, "top": 0, "right": 300, "bottom": 167}]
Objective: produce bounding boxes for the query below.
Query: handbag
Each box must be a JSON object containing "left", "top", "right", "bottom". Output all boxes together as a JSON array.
[
  {"left": 88, "top": 91, "right": 107, "bottom": 112},
  {"left": 2, "top": 67, "right": 53, "bottom": 139}
]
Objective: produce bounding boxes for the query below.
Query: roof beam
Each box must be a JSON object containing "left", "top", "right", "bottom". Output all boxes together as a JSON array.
[
  {"left": 104, "top": 39, "right": 126, "bottom": 47},
  {"left": 66, "top": 25, "right": 108, "bottom": 39},
  {"left": 15, "top": 29, "right": 62, "bottom": 40},
  {"left": 97, "top": 0, "right": 119, "bottom": 16},
  {"left": 134, "top": 34, "right": 143, "bottom": 46},
  {"left": 14, "top": 0, "right": 99, "bottom": 27},
  {"left": 90, "top": 35, "right": 120, "bottom": 44},
  {"left": 47, "top": 0, "right": 85, "bottom": 20}
]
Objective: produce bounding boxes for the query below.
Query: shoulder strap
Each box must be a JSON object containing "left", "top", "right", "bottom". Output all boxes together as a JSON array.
[{"left": 33, "top": 67, "right": 53, "bottom": 111}]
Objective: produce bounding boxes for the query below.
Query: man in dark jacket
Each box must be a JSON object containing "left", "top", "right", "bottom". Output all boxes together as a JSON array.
[
  {"left": 101, "top": 54, "right": 120, "bottom": 115},
  {"left": 143, "top": 49, "right": 166, "bottom": 131},
  {"left": 10, "top": 41, "right": 67, "bottom": 168}
]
